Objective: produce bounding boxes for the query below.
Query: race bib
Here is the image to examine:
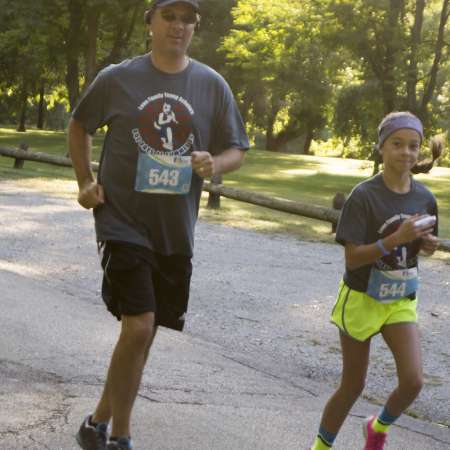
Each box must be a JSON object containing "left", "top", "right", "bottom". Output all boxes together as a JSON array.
[
  {"left": 366, "top": 267, "right": 418, "bottom": 303},
  {"left": 135, "top": 153, "right": 192, "bottom": 195}
]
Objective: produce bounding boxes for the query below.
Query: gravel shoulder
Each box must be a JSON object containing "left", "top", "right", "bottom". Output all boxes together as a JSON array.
[{"left": 1, "top": 179, "right": 449, "bottom": 430}]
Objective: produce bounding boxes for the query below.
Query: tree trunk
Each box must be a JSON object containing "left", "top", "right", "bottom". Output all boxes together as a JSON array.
[
  {"left": 406, "top": 0, "right": 425, "bottom": 112},
  {"left": 302, "top": 129, "right": 314, "bottom": 155},
  {"left": 98, "top": 0, "right": 142, "bottom": 69},
  {"left": 84, "top": 5, "right": 101, "bottom": 87},
  {"left": 16, "top": 81, "right": 28, "bottom": 132},
  {"left": 372, "top": 159, "right": 381, "bottom": 176},
  {"left": 66, "top": 0, "right": 84, "bottom": 111},
  {"left": 265, "top": 111, "right": 277, "bottom": 151},
  {"left": 268, "top": 124, "right": 304, "bottom": 153},
  {"left": 381, "top": 0, "right": 403, "bottom": 113},
  {"left": 37, "top": 82, "right": 46, "bottom": 129},
  {"left": 419, "top": 0, "right": 449, "bottom": 124}
]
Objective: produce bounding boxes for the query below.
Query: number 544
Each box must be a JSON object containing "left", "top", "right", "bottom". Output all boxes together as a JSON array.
[{"left": 379, "top": 282, "right": 406, "bottom": 298}]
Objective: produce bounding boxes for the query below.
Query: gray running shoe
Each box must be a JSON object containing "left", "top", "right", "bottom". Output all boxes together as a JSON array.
[
  {"left": 76, "top": 414, "right": 108, "bottom": 450},
  {"left": 106, "top": 437, "right": 133, "bottom": 449}
]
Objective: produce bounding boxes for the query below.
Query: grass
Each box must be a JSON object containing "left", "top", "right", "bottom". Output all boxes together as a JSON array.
[{"left": 1, "top": 126, "right": 449, "bottom": 245}]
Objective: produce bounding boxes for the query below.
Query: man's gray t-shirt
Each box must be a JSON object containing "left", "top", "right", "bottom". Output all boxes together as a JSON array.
[
  {"left": 72, "top": 55, "right": 249, "bottom": 256},
  {"left": 336, "top": 174, "right": 438, "bottom": 295}
]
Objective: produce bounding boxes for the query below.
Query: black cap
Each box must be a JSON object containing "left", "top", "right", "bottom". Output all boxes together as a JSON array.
[{"left": 149, "top": 0, "right": 199, "bottom": 11}]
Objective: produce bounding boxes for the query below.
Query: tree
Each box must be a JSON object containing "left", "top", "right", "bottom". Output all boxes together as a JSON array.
[
  {"left": 221, "top": 0, "right": 338, "bottom": 152},
  {"left": 0, "top": 0, "right": 67, "bottom": 130},
  {"left": 330, "top": 0, "right": 450, "bottom": 157}
]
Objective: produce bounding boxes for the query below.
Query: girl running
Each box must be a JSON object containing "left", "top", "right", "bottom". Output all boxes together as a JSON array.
[{"left": 308, "top": 112, "right": 442, "bottom": 450}]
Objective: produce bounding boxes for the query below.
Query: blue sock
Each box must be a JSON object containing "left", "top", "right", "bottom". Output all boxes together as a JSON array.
[
  {"left": 318, "top": 426, "right": 337, "bottom": 446},
  {"left": 378, "top": 407, "right": 399, "bottom": 425},
  {"left": 373, "top": 407, "right": 399, "bottom": 433}
]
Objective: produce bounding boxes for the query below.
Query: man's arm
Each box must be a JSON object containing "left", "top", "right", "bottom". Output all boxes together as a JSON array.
[
  {"left": 68, "top": 117, "right": 104, "bottom": 209},
  {"left": 191, "top": 147, "right": 246, "bottom": 178}
]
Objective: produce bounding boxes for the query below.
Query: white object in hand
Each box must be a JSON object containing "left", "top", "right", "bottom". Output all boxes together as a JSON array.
[{"left": 414, "top": 215, "right": 436, "bottom": 228}]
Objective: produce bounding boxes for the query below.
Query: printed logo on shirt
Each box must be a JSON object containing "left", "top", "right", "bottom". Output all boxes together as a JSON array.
[
  {"left": 131, "top": 92, "right": 195, "bottom": 156},
  {"left": 132, "top": 93, "right": 195, "bottom": 194},
  {"left": 376, "top": 214, "right": 421, "bottom": 270},
  {"left": 366, "top": 213, "right": 422, "bottom": 301}
]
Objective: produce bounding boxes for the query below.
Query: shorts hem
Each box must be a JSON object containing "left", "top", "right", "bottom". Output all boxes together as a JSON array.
[
  {"left": 330, "top": 320, "right": 380, "bottom": 343},
  {"left": 382, "top": 320, "right": 418, "bottom": 328}
]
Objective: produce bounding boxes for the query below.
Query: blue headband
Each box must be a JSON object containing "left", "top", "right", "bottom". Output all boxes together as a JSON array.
[{"left": 378, "top": 114, "right": 424, "bottom": 148}]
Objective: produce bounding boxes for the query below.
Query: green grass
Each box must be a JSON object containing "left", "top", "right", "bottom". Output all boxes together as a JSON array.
[{"left": 1, "top": 126, "right": 449, "bottom": 243}]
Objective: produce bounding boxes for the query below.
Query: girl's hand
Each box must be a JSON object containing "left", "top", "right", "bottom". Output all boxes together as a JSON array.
[
  {"left": 393, "top": 215, "right": 435, "bottom": 245},
  {"left": 420, "top": 234, "right": 439, "bottom": 256}
]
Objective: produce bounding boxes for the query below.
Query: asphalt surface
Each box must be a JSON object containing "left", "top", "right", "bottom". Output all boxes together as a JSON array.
[{"left": 0, "top": 180, "right": 449, "bottom": 449}]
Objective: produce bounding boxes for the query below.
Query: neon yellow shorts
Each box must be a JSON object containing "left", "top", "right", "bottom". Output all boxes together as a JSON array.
[{"left": 331, "top": 280, "right": 418, "bottom": 342}]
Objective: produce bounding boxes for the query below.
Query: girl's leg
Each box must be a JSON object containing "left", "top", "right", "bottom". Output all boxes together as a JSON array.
[
  {"left": 361, "top": 323, "right": 423, "bottom": 449},
  {"left": 380, "top": 323, "right": 423, "bottom": 418},
  {"left": 312, "top": 332, "right": 371, "bottom": 448}
]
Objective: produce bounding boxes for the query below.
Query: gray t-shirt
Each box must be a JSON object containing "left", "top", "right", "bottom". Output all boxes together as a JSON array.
[
  {"left": 72, "top": 55, "right": 249, "bottom": 256},
  {"left": 336, "top": 173, "right": 438, "bottom": 294}
]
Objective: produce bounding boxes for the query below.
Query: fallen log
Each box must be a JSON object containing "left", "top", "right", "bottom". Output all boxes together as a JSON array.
[
  {"left": 1, "top": 146, "right": 449, "bottom": 253},
  {"left": 203, "top": 182, "right": 340, "bottom": 225},
  {"left": 0, "top": 146, "right": 99, "bottom": 171}
]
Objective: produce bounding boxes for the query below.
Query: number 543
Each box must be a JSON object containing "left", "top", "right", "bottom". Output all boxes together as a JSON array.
[{"left": 148, "top": 169, "right": 179, "bottom": 187}]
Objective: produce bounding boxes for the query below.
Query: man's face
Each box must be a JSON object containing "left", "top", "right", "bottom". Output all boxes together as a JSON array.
[{"left": 150, "top": 3, "right": 198, "bottom": 57}]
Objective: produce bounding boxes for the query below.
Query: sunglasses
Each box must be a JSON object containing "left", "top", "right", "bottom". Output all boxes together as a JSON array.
[{"left": 160, "top": 10, "right": 198, "bottom": 25}]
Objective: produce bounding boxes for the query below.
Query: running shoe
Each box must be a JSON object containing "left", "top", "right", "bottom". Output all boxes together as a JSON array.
[
  {"left": 76, "top": 414, "right": 108, "bottom": 450},
  {"left": 363, "top": 416, "right": 387, "bottom": 450}
]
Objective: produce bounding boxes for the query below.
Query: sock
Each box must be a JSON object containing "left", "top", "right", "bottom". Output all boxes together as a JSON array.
[
  {"left": 311, "top": 426, "right": 336, "bottom": 449},
  {"left": 109, "top": 436, "right": 133, "bottom": 449},
  {"left": 88, "top": 415, "right": 108, "bottom": 430},
  {"left": 373, "top": 407, "right": 399, "bottom": 433},
  {"left": 88, "top": 415, "right": 98, "bottom": 427}
]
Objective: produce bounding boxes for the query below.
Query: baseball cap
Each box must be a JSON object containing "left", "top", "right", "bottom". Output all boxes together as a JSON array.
[{"left": 149, "top": 0, "right": 199, "bottom": 11}]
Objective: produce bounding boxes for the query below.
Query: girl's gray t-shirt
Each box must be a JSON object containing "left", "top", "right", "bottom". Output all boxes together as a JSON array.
[
  {"left": 336, "top": 173, "right": 438, "bottom": 294},
  {"left": 73, "top": 55, "right": 249, "bottom": 256}
]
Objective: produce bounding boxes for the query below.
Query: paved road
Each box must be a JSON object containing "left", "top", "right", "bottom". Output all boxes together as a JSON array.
[{"left": 1, "top": 180, "right": 449, "bottom": 449}]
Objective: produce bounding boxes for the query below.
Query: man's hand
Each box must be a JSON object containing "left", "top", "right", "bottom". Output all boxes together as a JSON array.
[
  {"left": 420, "top": 234, "right": 439, "bottom": 256},
  {"left": 78, "top": 181, "right": 105, "bottom": 209},
  {"left": 191, "top": 151, "right": 215, "bottom": 178}
]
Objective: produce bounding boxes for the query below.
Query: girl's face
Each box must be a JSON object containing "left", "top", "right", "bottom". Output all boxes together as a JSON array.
[{"left": 380, "top": 128, "right": 421, "bottom": 174}]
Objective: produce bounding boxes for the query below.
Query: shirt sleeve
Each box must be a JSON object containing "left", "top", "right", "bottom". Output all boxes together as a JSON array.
[
  {"left": 71, "top": 67, "right": 111, "bottom": 135},
  {"left": 335, "top": 187, "right": 368, "bottom": 247},
  {"left": 211, "top": 79, "right": 250, "bottom": 154},
  {"left": 429, "top": 197, "right": 439, "bottom": 237}
]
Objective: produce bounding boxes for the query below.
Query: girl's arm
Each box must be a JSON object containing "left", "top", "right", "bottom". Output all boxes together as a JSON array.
[{"left": 345, "top": 215, "right": 434, "bottom": 270}]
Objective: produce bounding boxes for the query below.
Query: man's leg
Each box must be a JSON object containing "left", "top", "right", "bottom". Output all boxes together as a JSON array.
[
  {"left": 93, "top": 324, "right": 157, "bottom": 426},
  {"left": 97, "top": 312, "right": 156, "bottom": 438}
]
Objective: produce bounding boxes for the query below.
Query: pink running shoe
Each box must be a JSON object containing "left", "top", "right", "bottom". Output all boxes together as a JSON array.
[{"left": 363, "top": 416, "right": 387, "bottom": 450}]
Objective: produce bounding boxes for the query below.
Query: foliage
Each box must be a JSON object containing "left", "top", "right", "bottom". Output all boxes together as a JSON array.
[
  {"left": 221, "top": 0, "right": 339, "bottom": 152},
  {"left": 328, "top": 0, "right": 450, "bottom": 159},
  {"left": 1, "top": 126, "right": 450, "bottom": 240},
  {"left": 0, "top": 0, "right": 449, "bottom": 161}
]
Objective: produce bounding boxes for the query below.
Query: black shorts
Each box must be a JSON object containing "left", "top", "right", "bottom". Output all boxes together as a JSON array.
[{"left": 99, "top": 241, "right": 192, "bottom": 331}]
